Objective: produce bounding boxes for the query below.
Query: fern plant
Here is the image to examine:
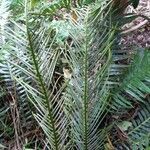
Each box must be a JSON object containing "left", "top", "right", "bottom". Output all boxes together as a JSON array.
[{"left": 0, "top": 0, "right": 150, "bottom": 149}]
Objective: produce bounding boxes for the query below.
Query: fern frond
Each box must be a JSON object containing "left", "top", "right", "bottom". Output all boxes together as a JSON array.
[
  {"left": 111, "top": 50, "right": 150, "bottom": 112},
  {"left": 116, "top": 98, "right": 150, "bottom": 150},
  {"left": 127, "top": 99, "right": 150, "bottom": 149},
  {"left": 61, "top": 2, "right": 118, "bottom": 149},
  {"left": 3, "top": 8, "right": 72, "bottom": 148}
]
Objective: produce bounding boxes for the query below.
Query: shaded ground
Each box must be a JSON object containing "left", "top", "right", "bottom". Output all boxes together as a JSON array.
[{"left": 121, "top": 0, "right": 150, "bottom": 48}]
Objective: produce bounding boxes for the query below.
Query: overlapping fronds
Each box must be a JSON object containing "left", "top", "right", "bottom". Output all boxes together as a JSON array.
[
  {"left": 33, "top": 0, "right": 96, "bottom": 15},
  {"left": 42, "top": 0, "right": 71, "bottom": 14},
  {"left": 127, "top": 98, "right": 150, "bottom": 149},
  {"left": 1, "top": 0, "right": 149, "bottom": 149},
  {"left": 2, "top": 9, "right": 73, "bottom": 148},
  {"left": 0, "top": 19, "right": 35, "bottom": 147},
  {"left": 116, "top": 98, "right": 150, "bottom": 150},
  {"left": 2, "top": 1, "right": 117, "bottom": 149},
  {"left": 111, "top": 49, "right": 150, "bottom": 112}
]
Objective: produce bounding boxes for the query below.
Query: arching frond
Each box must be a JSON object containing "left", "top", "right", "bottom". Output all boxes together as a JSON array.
[{"left": 2, "top": 11, "right": 71, "bottom": 149}]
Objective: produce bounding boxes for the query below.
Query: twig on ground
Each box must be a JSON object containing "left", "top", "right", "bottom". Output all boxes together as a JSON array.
[{"left": 121, "top": 19, "right": 148, "bottom": 34}]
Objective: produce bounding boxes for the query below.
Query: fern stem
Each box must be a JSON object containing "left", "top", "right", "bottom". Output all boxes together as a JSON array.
[
  {"left": 26, "top": 25, "right": 59, "bottom": 150},
  {"left": 83, "top": 18, "right": 89, "bottom": 150}
]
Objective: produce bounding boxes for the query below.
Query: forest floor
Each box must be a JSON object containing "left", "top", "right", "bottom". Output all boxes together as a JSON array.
[{"left": 122, "top": 0, "right": 150, "bottom": 48}]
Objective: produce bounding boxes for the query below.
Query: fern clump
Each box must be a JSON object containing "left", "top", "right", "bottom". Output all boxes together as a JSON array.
[{"left": 0, "top": 0, "right": 149, "bottom": 149}]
